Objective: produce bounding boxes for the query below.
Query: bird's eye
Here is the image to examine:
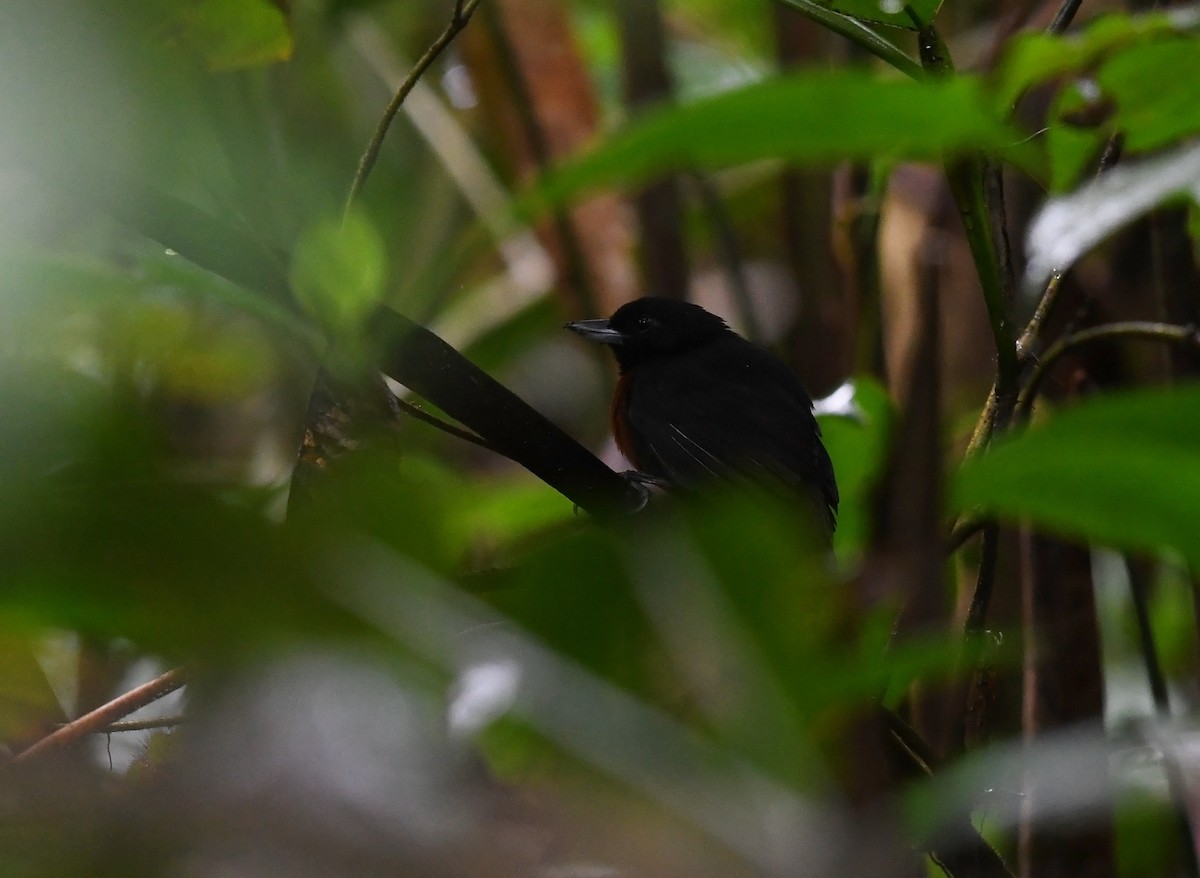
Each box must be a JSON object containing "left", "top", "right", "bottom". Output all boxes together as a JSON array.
[{"left": 635, "top": 315, "right": 659, "bottom": 332}]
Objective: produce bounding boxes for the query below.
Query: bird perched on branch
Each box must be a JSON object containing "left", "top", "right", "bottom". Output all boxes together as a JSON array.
[{"left": 566, "top": 297, "right": 838, "bottom": 533}]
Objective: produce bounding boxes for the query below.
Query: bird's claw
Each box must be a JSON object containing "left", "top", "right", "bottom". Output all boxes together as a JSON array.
[
  {"left": 570, "top": 471, "right": 665, "bottom": 516},
  {"left": 620, "top": 470, "right": 669, "bottom": 513}
]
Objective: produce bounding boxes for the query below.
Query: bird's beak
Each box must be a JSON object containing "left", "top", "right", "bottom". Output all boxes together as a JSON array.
[{"left": 564, "top": 318, "right": 626, "bottom": 345}]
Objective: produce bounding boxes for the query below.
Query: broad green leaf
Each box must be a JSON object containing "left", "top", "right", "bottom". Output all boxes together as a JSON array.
[
  {"left": 289, "top": 210, "right": 387, "bottom": 337},
  {"left": 527, "top": 71, "right": 1038, "bottom": 212},
  {"left": 953, "top": 384, "right": 1200, "bottom": 567}
]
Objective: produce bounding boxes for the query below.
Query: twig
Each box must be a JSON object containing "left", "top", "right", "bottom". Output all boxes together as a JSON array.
[
  {"left": 59, "top": 715, "right": 188, "bottom": 735},
  {"left": 687, "top": 171, "right": 763, "bottom": 344},
  {"left": 916, "top": 19, "right": 1020, "bottom": 442},
  {"left": 16, "top": 668, "right": 186, "bottom": 763},
  {"left": 393, "top": 396, "right": 497, "bottom": 451},
  {"left": 1047, "top": 0, "right": 1086, "bottom": 34},
  {"left": 774, "top": 0, "right": 924, "bottom": 79},
  {"left": 946, "top": 515, "right": 986, "bottom": 554},
  {"left": 1126, "top": 560, "right": 1170, "bottom": 713},
  {"left": 1016, "top": 322, "right": 1200, "bottom": 420},
  {"left": 1015, "top": 272, "right": 1063, "bottom": 362},
  {"left": 344, "top": 0, "right": 483, "bottom": 219},
  {"left": 882, "top": 708, "right": 1016, "bottom": 878},
  {"left": 965, "top": 524, "right": 1001, "bottom": 636}
]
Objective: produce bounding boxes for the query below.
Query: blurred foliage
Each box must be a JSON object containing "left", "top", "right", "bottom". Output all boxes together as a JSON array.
[
  {"left": 955, "top": 386, "right": 1200, "bottom": 567},
  {"left": 3, "top": 0, "right": 1200, "bottom": 876}
]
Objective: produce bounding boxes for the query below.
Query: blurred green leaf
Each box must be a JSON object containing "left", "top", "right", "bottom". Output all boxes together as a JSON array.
[
  {"left": 170, "top": 0, "right": 293, "bottom": 71},
  {"left": 289, "top": 210, "right": 386, "bottom": 337},
  {"left": 525, "top": 71, "right": 1040, "bottom": 213},
  {"left": 132, "top": 245, "right": 322, "bottom": 351},
  {"left": 1115, "top": 788, "right": 1190, "bottom": 878},
  {"left": 819, "top": 377, "right": 894, "bottom": 560},
  {"left": 953, "top": 384, "right": 1200, "bottom": 567},
  {"left": 0, "top": 629, "right": 66, "bottom": 744},
  {"left": 994, "top": 9, "right": 1200, "bottom": 107},
  {"left": 996, "top": 15, "right": 1200, "bottom": 189},
  {"left": 1045, "top": 81, "right": 1108, "bottom": 192},
  {"left": 482, "top": 527, "right": 658, "bottom": 696},
  {"left": 1100, "top": 37, "right": 1200, "bottom": 153}
]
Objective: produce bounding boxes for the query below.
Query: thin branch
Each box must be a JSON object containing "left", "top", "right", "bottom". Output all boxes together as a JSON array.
[
  {"left": 1016, "top": 322, "right": 1200, "bottom": 420},
  {"left": 60, "top": 715, "right": 188, "bottom": 735},
  {"left": 774, "top": 0, "right": 924, "bottom": 79},
  {"left": 1047, "top": 0, "right": 1086, "bottom": 34},
  {"left": 946, "top": 515, "right": 986, "bottom": 554},
  {"left": 882, "top": 708, "right": 1016, "bottom": 878},
  {"left": 1015, "top": 272, "right": 1064, "bottom": 362},
  {"left": 916, "top": 19, "right": 1020, "bottom": 443},
  {"left": 344, "top": 0, "right": 484, "bottom": 219},
  {"left": 965, "top": 524, "right": 1001, "bottom": 636},
  {"left": 1126, "top": 560, "right": 1171, "bottom": 714},
  {"left": 393, "top": 396, "right": 497, "bottom": 451},
  {"left": 687, "top": 171, "right": 763, "bottom": 344},
  {"left": 16, "top": 669, "right": 186, "bottom": 763}
]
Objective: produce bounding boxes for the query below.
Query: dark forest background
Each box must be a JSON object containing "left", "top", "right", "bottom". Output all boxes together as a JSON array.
[{"left": 3, "top": 1, "right": 1200, "bottom": 876}]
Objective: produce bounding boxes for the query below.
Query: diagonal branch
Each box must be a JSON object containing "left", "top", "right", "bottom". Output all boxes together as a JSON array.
[{"left": 16, "top": 668, "right": 186, "bottom": 763}]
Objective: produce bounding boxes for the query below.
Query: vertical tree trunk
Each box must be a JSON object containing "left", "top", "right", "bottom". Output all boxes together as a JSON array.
[
  {"left": 1018, "top": 533, "right": 1115, "bottom": 878},
  {"left": 461, "top": 0, "right": 638, "bottom": 316},
  {"left": 613, "top": 0, "right": 690, "bottom": 302}
]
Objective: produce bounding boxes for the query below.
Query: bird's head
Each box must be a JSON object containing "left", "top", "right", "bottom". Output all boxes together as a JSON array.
[{"left": 565, "top": 297, "right": 731, "bottom": 372}]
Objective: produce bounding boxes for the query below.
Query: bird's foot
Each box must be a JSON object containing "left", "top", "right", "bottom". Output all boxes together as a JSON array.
[{"left": 620, "top": 470, "right": 670, "bottom": 513}]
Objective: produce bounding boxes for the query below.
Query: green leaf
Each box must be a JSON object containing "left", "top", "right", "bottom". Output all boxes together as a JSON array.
[
  {"left": 289, "top": 210, "right": 387, "bottom": 337},
  {"left": 953, "top": 384, "right": 1200, "bottom": 567},
  {"left": 526, "top": 71, "right": 1038, "bottom": 213}
]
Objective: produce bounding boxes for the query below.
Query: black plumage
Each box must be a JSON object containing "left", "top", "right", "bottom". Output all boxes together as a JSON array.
[{"left": 566, "top": 297, "right": 838, "bottom": 532}]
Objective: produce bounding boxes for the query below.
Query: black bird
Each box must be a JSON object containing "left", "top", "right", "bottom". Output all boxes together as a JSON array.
[{"left": 566, "top": 297, "right": 838, "bottom": 532}]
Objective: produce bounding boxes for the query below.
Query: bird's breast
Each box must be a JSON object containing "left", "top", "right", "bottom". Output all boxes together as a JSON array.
[{"left": 610, "top": 372, "right": 641, "bottom": 468}]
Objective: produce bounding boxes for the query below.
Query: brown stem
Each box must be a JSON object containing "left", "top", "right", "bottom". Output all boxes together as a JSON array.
[{"left": 16, "top": 668, "right": 186, "bottom": 763}]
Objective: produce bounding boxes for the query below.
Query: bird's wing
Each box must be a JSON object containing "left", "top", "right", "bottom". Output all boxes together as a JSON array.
[{"left": 624, "top": 340, "right": 838, "bottom": 526}]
